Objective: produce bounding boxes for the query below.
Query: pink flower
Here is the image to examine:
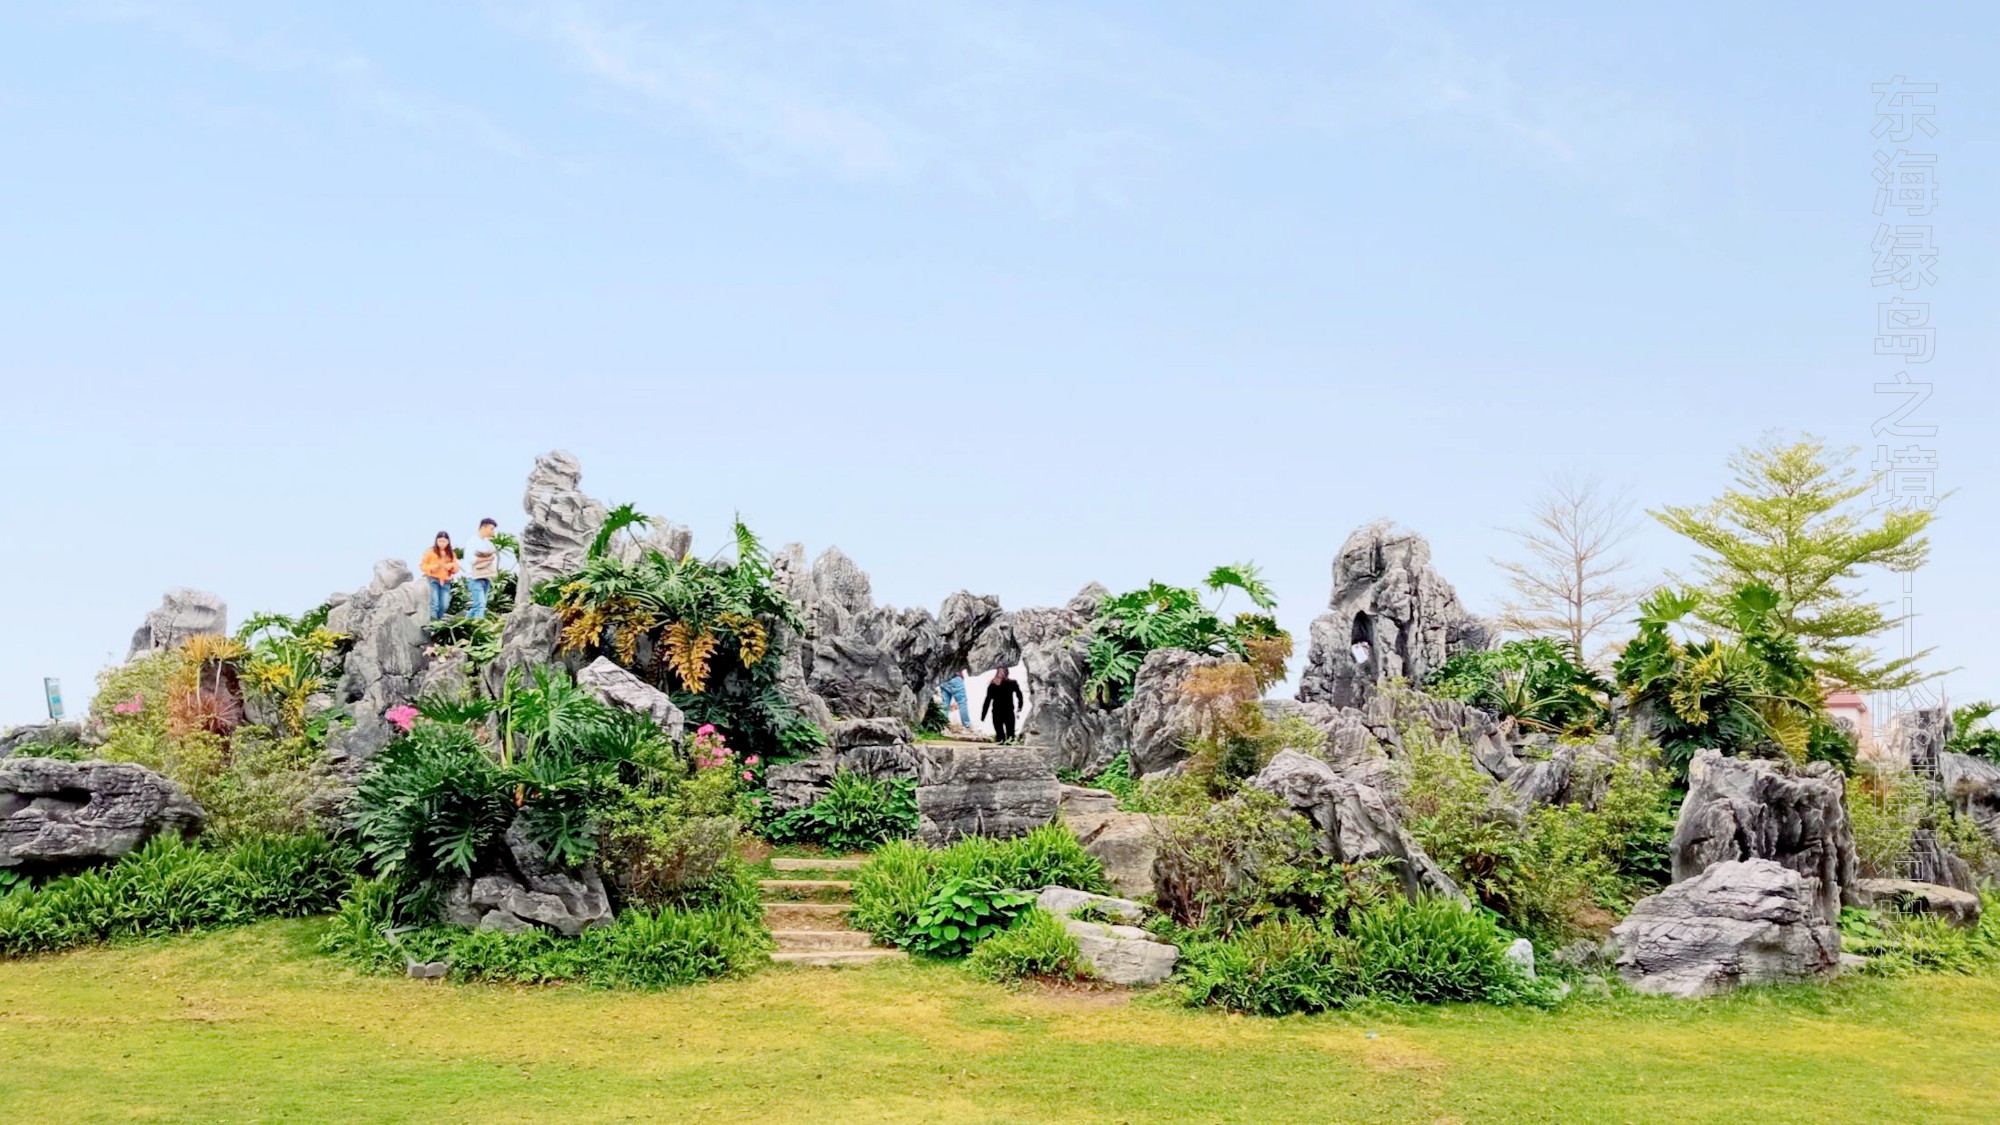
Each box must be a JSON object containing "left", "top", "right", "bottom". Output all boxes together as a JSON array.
[
  {"left": 385, "top": 705, "right": 419, "bottom": 734},
  {"left": 744, "top": 755, "right": 760, "bottom": 767},
  {"left": 113, "top": 694, "right": 146, "bottom": 715},
  {"left": 697, "top": 724, "right": 717, "bottom": 736},
  {"left": 742, "top": 769, "right": 754, "bottom": 781}
]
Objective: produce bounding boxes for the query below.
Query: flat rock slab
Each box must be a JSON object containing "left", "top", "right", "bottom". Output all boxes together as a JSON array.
[
  {"left": 1063, "top": 919, "right": 1179, "bottom": 986},
  {"left": 1038, "top": 886, "right": 1148, "bottom": 925},
  {"left": 1852, "top": 878, "right": 1983, "bottom": 928}
]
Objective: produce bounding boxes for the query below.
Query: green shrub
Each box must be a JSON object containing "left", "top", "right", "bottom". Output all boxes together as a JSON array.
[
  {"left": 850, "top": 827, "right": 1109, "bottom": 948},
  {"left": 1153, "top": 789, "right": 1394, "bottom": 937},
  {"left": 762, "top": 773, "right": 916, "bottom": 851},
  {"left": 322, "top": 874, "right": 770, "bottom": 989},
  {"left": 1175, "top": 898, "right": 1543, "bottom": 1014},
  {"left": 905, "top": 877, "right": 1035, "bottom": 958},
  {"left": 1839, "top": 894, "right": 2000, "bottom": 977},
  {"left": 1082, "top": 566, "right": 1290, "bottom": 706},
  {"left": 0, "top": 834, "right": 355, "bottom": 956},
  {"left": 967, "top": 908, "right": 1093, "bottom": 983},
  {"left": 1428, "top": 638, "right": 1612, "bottom": 736}
]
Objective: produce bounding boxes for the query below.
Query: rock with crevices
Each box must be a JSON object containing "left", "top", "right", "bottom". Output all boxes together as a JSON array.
[
  {"left": 0, "top": 758, "right": 205, "bottom": 870},
  {"left": 1612, "top": 859, "right": 1840, "bottom": 998}
]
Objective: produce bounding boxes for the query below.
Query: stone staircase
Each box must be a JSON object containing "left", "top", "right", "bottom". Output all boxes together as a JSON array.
[{"left": 760, "top": 857, "right": 907, "bottom": 968}]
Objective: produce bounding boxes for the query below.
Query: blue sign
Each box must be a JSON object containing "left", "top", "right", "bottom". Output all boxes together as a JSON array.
[{"left": 44, "top": 678, "right": 63, "bottom": 721}]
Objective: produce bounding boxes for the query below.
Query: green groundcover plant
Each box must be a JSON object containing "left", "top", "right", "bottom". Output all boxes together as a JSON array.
[
  {"left": 0, "top": 834, "right": 355, "bottom": 956},
  {"left": 851, "top": 827, "right": 1109, "bottom": 951},
  {"left": 967, "top": 907, "right": 1094, "bottom": 983},
  {"left": 760, "top": 772, "right": 917, "bottom": 851}
]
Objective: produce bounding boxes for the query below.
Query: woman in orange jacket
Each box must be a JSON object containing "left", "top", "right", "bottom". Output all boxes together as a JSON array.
[{"left": 420, "top": 531, "right": 460, "bottom": 620}]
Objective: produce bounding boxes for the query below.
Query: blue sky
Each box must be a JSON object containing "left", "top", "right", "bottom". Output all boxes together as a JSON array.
[{"left": 1, "top": 1, "right": 1993, "bottom": 727}]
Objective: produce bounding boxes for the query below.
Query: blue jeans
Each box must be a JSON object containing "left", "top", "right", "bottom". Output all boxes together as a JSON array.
[
  {"left": 939, "top": 678, "right": 969, "bottom": 725},
  {"left": 427, "top": 577, "right": 451, "bottom": 620},
  {"left": 467, "top": 577, "right": 491, "bottom": 619}
]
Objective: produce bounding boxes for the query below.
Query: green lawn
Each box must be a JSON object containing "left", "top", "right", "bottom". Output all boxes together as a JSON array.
[{"left": 1, "top": 921, "right": 1994, "bottom": 1124}]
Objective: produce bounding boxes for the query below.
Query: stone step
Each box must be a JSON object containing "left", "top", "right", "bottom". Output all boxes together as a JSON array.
[
  {"left": 770, "top": 856, "right": 866, "bottom": 873},
  {"left": 770, "top": 949, "right": 909, "bottom": 968},
  {"left": 761, "top": 902, "right": 854, "bottom": 930},
  {"left": 771, "top": 929, "right": 875, "bottom": 951},
  {"left": 758, "top": 878, "right": 854, "bottom": 900}
]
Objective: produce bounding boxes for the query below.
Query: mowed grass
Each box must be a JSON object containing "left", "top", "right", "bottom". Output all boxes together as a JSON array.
[{"left": 1, "top": 921, "right": 1996, "bottom": 1124}]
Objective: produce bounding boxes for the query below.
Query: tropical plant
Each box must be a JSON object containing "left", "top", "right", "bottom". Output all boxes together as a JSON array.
[
  {"left": 1654, "top": 435, "right": 1940, "bottom": 690},
  {"left": 1614, "top": 582, "right": 1852, "bottom": 776},
  {"left": 237, "top": 611, "right": 347, "bottom": 740},
  {"left": 761, "top": 773, "right": 917, "bottom": 851},
  {"left": 1082, "top": 564, "right": 1290, "bottom": 706},
  {"left": 1948, "top": 701, "right": 2000, "bottom": 761},
  {"left": 904, "top": 877, "right": 1036, "bottom": 958},
  {"left": 849, "top": 827, "right": 1108, "bottom": 947},
  {"left": 1427, "top": 638, "right": 1613, "bottom": 736}
]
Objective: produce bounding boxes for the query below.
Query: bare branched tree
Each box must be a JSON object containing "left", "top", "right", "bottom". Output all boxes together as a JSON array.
[{"left": 1495, "top": 473, "right": 1648, "bottom": 660}]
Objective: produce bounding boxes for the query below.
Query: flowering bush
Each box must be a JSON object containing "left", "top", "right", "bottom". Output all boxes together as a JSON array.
[
  {"left": 692, "top": 724, "right": 731, "bottom": 769},
  {"left": 385, "top": 705, "right": 419, "bottom": 734}
]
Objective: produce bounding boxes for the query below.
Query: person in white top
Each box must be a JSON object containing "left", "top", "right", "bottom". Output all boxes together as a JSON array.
[{"left": 466, "top": 519, "right": 502, "bottom": 618}]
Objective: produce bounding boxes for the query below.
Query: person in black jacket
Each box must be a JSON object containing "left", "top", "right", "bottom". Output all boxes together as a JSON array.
[{"left": 981, "top": 667, "right": 1025, "bottom": 744}]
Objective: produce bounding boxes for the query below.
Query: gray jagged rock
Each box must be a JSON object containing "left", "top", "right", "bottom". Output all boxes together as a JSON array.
[
  {"left": 1612, "top": 859, "right": 1840, "bottom": 998},
  {"left": 128, "top": 588, "right": 228, "bottom": 660},
  {"left": 1012, "top": 593, "right": 1125, "bottom": 774},
  {"left": 519, "top": 450, "right": 608, "bottom": 588},
  {"left": 1123, "top": 648, "right": 1224, "bottom": 777},
  {"left": 1501, "top": 740, "right": 1620, "bottom": 812},
  {"left": 1671, "top": 749, "right": 1858, "bottom": 922},
  {"left": 577, "top": 657, "right": 686, "bottom": 739},
  {"left": 1247, "top": 749, "right": 1463, "bottom": 902},
  {"left": 1884, "top": 706, "right": 1951, "bottom": 773},
  {"left": 1036, "top": 884, "right": 1148, "bottom": 925},
  {"left": 483, "top": 604, "right": 565, "bottom": 698},
  {"left": 762, "top": 718, "right": 920, "bottom": 813},
  {"left": 1851, "top": 877, "right": 1983, "bottom": 928},
  {"left": 442, "top": 817, "right": 612, "bottom": 937},
  {"left": 1906, "top": 827, "right": 1978, "bottom": 891},
  {"left": 0, "top": 721, "right": 84, "bottom": 759},
  {"left": 1056, "top": 784, "right": 1159, "bottom": 898},
  {"left": 1296, "top": 524, "right": 1493, "bottom": 710},
  {"left": 1063, "top": 919, "right": 1179, "bottom": 985},
  {"left": 768, "top": 544, "right": 836, "bottom": 732},
  {"left": 1939, "top": 750, "right": 2000, "bottom": 852},
  {"left": 323, "top": 560, "right": 431, "bottom": 773},
  {"left": 0, "top": 758, "right": 205, "bottom": 870},
  {"left": 916, "top": 743, "right": 1059, "bottom": 845}
]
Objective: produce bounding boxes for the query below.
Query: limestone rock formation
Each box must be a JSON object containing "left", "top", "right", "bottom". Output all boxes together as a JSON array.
[
  {"left": 1036, "top": 885, "right": 1148, "bottom": 925},
  {"left": 0, "top": 758, "right": 205, "bottom": 870},
  {"left": 1062, "top": 919, "right": 1179, "bottom": 985},
  {"left": 1851, "top": 878, "right": 1983, "bottom": 928},
  {"left": 1940, "top": 750, "right": 2000, "bottom": 852},
  {"left": 1123, "top": 648, "right": 1224, "bottom": 777},
  {"left": 1013, "top": 594, "right": 1124, "bottom": 774},
  {"left": 762, "top": 718, "right": 920, "bottom": 813},
  {"left": 0, "top": 721, "right": 84, "bottom": 760},
  {"left": 1612, "top": 859, "right": 1840, "bottom": 998},
  {"left": 1056, "top": 784, "right": 1159, "bottom": 898},
  {"left": 916, "top": 744, "right": 1059, "bottom": 845},
  {"left": 1671, "top": 750, "right": 1858, "bottom": 921},
  {"left": 323, "top": 560, "right": 431, "bottom": 772},
  {"left": 482, "top": 604, "right": 565, "bottom": 697},
  {"left": 1502, "top": 740, "right": 1620, "bottom": 812},
  {"left": 442, "top": 818, "right": 613, "bottom": 936},
  {"left": 518, "top": 450, "right": 608, "bottom": 587},
  {"left": 1296, "top": 524, "right": 1493, "bottom": 710},
  {"left": 577, "top": 656, "right": 686, "bottom": 739},
  {"left": 1247, "top": 749, "right": 1463, "bottom": 902},
  {"left": 127, "top": 588, "right": 228, "bottom": 660}
]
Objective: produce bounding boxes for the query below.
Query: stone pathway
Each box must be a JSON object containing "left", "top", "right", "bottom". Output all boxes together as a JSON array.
[{"left": 761, "top": 857, "right": 907, "bottom": 968}]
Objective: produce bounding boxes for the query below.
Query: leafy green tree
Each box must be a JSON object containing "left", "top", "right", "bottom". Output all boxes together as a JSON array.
[{"left": 1652, "top": 435, "right": 1938, "bottom": 690}]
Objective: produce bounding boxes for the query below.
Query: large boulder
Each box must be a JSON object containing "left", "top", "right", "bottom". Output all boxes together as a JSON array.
[
  {"left": 1612, "top": 859, "right": 1840, "bottom": 998},
  {"left": 1296, "top": 524, "right": 1493, "bottom": 710},
  {"left": 1123, "top": 648, "right": 1224, "bottom": 777},
  {"left": 518, "top": 450, "right": 608, "bottom": 589},
  {"left": 1501, "top": 739, "right": 1621, "bottom": 812},
  {"left": 1247, "top": 749, "right": 1462, "bottom": 901},
  {"left": 128, "top": 588, "right": 228, "bottom": 660},
  {"left": 1057, "top": 784, "right": 1159, "bottom": 898},
  {"left": 1008, "top": 592, "right": 1125, "bottom": 774},
  {"left": 0, "top": 758, "right": 205, "bottom": 870},
  {"left": 576, "top": 657, "right": 686, "bottom": 739},
  {"left": 762, "top": 718, "right": 920, "bottom": 813},
  {"left": 1062, "top": 919, "right": 1179, "bottom": 986},
  {"left": 916, "top": 744, "right": 1059, "bottom": 845},
  {"left": 1037, "top": 884, "right": 1148, "bottom": 924},
  {"left": 1671, "top": 750, "right": 1858, "bottom": 922},
  {"left": 323, "top": 560, "right": 431, "bottom": 773},
  {"left": 442, "top": 818, "right": 613, "bottom": 937},
  {"left": 1851, "top": 878, "right": 1983, "bottom": 928},
  {"left": 482, "top": 604, "right": 565, "bottom": 697}
]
